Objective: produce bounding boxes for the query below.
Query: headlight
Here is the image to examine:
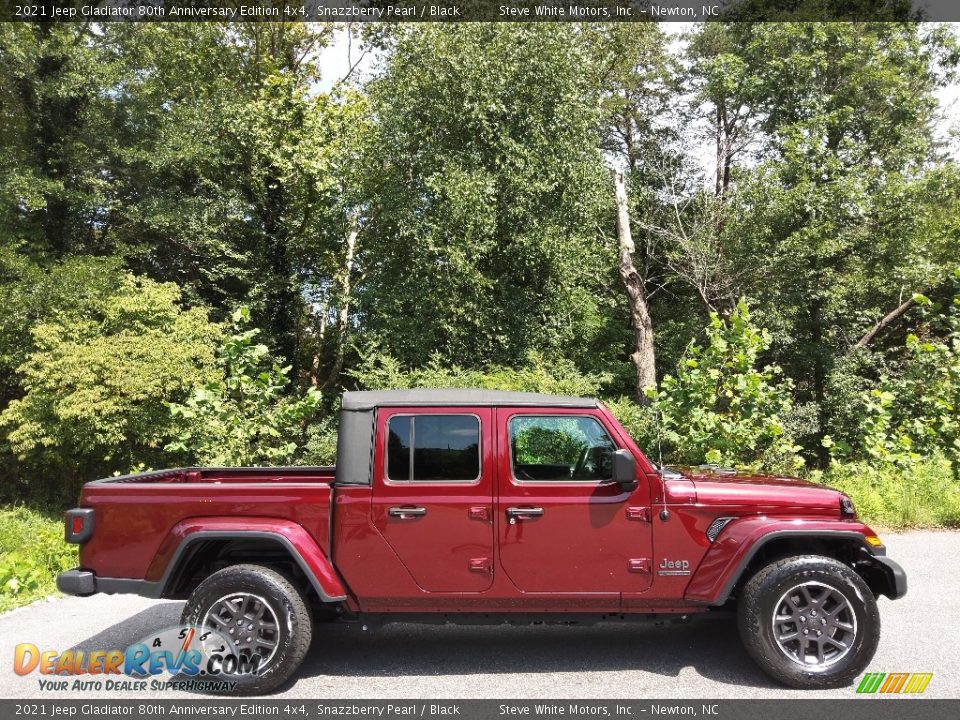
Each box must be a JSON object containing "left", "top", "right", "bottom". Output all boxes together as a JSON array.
[{"left": 840, "top": 495, "right": 856, "bottom": 517}]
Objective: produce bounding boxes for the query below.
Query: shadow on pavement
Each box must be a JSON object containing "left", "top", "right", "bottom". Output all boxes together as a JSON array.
[
  {"left": 67, "top": 601, "right": 185, "bottom": 656},
  {"left": 64, "top": 605, "right": 776, "bottom": 691},
  {"left": 298, "top": 616, "right": 779, "bottom": 689}
]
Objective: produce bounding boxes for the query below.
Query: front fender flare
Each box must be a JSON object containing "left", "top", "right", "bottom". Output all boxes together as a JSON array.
[
  {"left": 684, "top": 517, "right": 883, "bottom": 606},
  {"left": 146, "top": 516, "right": 348, "bottom": 602}
]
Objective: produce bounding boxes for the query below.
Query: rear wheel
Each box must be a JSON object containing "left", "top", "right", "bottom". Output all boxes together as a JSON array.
[
  {"left": 737, "top": 555, "right": 880, "bottom": 689},
  {"left": 181, "top": 564, "right": 312, "bottom": 695}
]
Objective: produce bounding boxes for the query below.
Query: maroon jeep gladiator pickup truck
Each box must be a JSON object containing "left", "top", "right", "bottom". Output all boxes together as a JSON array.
[{"left": 57, "top": 389, "right": 906, "bottom": 694}]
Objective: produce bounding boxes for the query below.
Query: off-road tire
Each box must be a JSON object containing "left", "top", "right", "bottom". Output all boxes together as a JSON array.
[
  {"left": 180, "top": 564, "right": 313, "bottom": 695},
  {"left": 737, "top": 555, "right": 880, "bottom": 689}
]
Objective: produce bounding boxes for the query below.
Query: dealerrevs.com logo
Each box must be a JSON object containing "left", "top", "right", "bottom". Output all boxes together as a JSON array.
[
  {"left": 12, "top": 625, "right": 259, "bottom": 693},
  {"left": 856, "top": 672, "right": 934, "bottom": 694}
]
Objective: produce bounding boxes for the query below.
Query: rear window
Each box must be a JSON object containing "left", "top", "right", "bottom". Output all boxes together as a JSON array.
[{"left": 386, "top": 414, "right": 480, "bottom": 482}]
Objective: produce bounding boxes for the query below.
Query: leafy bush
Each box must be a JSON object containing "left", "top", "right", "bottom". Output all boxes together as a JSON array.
[
  {"left": 167, "top": 308, "right": 322, "bottom": 466},
  {"left": 300, "top": 410, "right": 340, "bottom": 467},
  {"left": 350, "top": 351, "right": 611, "bottom": 397},
  {"left": 643, "top": 301, "right": 802, "bottom": 471},
  {"left": 0, "top": 252, "right": 125, "bottom": 405},
  {"left": 815, "top": 456, "right": 960, "bottom": 528},
  {"left": 0, "top": 505, "right": 77, "bottom": 612},
  {"left": 854, "top": 277, "right": 960, "bottom": 467},
  {"left": 0, "top": 275, "right": 220, "bottom": 502}
]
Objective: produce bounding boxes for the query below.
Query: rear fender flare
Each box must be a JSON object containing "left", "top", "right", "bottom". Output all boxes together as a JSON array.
[{"left": 150, "top": 517, "right": 348, "bottom": 602}]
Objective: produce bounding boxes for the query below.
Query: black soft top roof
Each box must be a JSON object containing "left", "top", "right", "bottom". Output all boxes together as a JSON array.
[{"left": 341, "top": 389, "right": 597, "bottom": 411}]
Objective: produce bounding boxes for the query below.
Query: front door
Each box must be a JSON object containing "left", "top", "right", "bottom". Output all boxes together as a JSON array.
[
  {"left": 372, "top": 407, "right": 495, "bottom": 592},
  {"left": 496, "top": 408, "right": 654, "bottom": 594}
]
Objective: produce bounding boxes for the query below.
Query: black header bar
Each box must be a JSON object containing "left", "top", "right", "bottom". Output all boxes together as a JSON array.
[
  {"left": 0, "top": 700, "right": 957, "bottom": 720},
  {"left": 1, "top": 0, "right": 955, "bottom": 23}
]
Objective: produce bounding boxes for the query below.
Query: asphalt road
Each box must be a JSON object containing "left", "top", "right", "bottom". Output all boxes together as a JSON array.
[{"left": 1, "top": 531, "right": 956, "bottom": 699}]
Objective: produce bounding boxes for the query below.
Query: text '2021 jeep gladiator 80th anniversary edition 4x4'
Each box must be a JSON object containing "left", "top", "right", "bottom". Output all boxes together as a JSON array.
[{"left": 57, "top": 389, "right": 906, "bottom": 694}]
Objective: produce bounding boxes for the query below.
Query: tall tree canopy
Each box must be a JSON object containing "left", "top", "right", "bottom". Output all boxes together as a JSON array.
[{"left": 1, "top": 21, "right": 959, "bottom": 505}]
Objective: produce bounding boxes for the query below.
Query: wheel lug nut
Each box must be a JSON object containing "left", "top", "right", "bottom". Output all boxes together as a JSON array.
[
  {"left": 811, "top": 610, "right": 817, "bottom": 616},
  {"left": 248, "top": 624, "right": 254, "bottom": 630},
  {"left": 817, "top": 630, "right": 822, "bottom": 636},
  {"left": 803, "top": 629, "right": 809, "bottom": 635},
  {"left": 800, "top": 616, "right": 806, "bottom": 622},
  {"left": 821, "top": 618, "right": 826, "bottom": 625}
]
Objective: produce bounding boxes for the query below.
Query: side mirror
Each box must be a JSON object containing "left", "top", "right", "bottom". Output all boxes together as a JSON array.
[{"left": 612, "top": 449, "right": 637, "bottom": 490}]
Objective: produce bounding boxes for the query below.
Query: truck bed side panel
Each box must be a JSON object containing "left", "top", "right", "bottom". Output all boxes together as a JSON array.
[{"left": 80, "top": 481, "right": 333, "bottom": 581}]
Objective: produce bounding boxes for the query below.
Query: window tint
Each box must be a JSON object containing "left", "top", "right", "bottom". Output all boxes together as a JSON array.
[
  {"left": 387, "top": 415, "right": 411, "bottom": 481},
  {"left": 509, "top": 416, "right": 616, "bottom": 482},
  {"left": 386, "top": 415, "right": 480, "bottom": 482}
]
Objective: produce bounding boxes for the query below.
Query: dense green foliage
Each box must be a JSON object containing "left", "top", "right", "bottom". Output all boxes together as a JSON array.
[
  {"left": 167, "top": 309, "right": 322, "bottom": 467},
  {"left": 359, "top": 24, "right": 614, "bottom": 372},
  {"left": 0, "top": 276, "right": 220, "bottom": 501},
  {"left": 0, "top": 21, "right": 958, "bottom": 545},
  {"left": 643, "top": 302, "right": 802, "bottom": 471},
  {"left": 814, "top": 457, "right": 960, "bottom": 528},
  {"left": 856, "top": 278, "right": 960, "bottom": 467},
  {"left": 0, "top": 506, "right": 77, "bottom": 612}
]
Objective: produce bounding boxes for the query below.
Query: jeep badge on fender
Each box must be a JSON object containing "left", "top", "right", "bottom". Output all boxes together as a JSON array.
[
  {"left": 56, "top": 389, "right": 907, "bottom": 694},
  {"left": 658, "top": 558, "right": 691, "bottom": 576}
]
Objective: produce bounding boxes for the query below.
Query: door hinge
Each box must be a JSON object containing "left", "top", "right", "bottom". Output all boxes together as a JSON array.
[
  {"left": 469, "top": 557, "right": 492, "bottom": 574},
  {"left": 626, "top": 506, "right": 651, "bottom": 523},
  {"left": 628, "top": 558, "right": 652, "bottom": 573},
  {"left": 469, "top": 506, "right": 490, "bottom": 521}
]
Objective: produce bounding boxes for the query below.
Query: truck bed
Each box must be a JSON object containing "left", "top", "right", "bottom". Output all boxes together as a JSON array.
[
  {"left": 90, "top": 466, "right": 336, "bottom": 485},
  {"left": 77, "top": 466, "right": 337, "bottom": 584}
]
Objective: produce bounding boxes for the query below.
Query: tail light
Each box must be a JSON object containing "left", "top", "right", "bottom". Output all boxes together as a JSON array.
[{"left": 64, "top": 508, "right": 94, "bottom": 544}]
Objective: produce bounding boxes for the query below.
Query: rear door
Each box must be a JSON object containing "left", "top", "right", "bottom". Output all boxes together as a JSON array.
[
  {"left": 496, "top": 407, "right": 654, "bottom": 594},
  {"left": 371, "top": 407, "right": 495, "bottom": 592}
]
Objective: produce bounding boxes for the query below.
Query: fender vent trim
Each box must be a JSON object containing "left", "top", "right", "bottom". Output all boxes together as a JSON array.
[{"left": 706, "top": 516, "right": 736, "bottom": 543}]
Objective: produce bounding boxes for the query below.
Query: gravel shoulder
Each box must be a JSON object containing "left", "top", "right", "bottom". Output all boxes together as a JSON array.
[{"left": 1, "top": 531, "right": 956, "bottom": 699}]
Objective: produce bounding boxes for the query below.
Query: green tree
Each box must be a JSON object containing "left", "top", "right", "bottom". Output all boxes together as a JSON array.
[
  {"left": 687, "top": 22, "right": 960, "bottom": 459},
  {"left": 101, "top": 24, "right": 340, "bottom": 367},
  {"left": 167, "top": 308, "right": 322, "bottom": 467},
  {"left": 852, "top": 275, "right": 960, "bottom": 467},
  {"left": 0, "top": 276, "right": 220, "bottom": 500},
  {"left": 357, "top": 24, "right": 611, "bottom": 373},
  {"left": 0, "top": 252, "right": 124, "bottom": 406},
  {"left": 0, "top": 23, "right": 120, "bottom": 258},
  {"left": 643, "top": 301, "right": 802, "bottom": 471}
]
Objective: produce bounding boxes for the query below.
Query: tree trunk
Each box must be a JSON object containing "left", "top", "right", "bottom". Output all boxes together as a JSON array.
[
  {"left": 614, "top": 170, "right": 657, "bottom": 403},
  {"left": 320, "top": 211, "right": 359, "bottom": 392},
  {"left": 855, "top": 293, "right": 924, "bottom": 349}
]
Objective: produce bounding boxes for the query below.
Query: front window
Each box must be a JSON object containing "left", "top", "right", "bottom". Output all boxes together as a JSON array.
[
  {"left": 509, "top": 415, "right": 616, "bottom": 482},
  {"left": 386, "top": 414, "right": 481, "bottom": 482}
]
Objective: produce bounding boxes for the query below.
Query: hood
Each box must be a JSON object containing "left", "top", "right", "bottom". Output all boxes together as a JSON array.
[{"left": 668, "top": 465, "right": 845, "bottom": 513}]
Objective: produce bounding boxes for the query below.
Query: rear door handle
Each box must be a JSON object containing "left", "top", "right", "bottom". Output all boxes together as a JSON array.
[
  {"left": 389, "top": 506, "right": 427, "bottom": 519},
  {"left": 506, "top": 507, "right": 544, "bottom": 522}
]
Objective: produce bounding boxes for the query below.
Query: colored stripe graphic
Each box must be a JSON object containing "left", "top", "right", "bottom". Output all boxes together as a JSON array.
[
  {"left": 857, "top": 672, "right": 932, "bottom": 694},
  {"left": 903, "top": 673, "right": 933, "bottom": 694},
  {"left": 857, "top": 673, "right": 885, "bottom": 693},
  {"left": 880, "top": 673, "right": 909, "bottom": 693}
]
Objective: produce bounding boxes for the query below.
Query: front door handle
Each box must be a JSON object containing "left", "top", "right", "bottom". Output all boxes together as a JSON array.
[
  {"left": 389, "top": 506, "right": 427, "bottom": 519},
  {"left": 506, "top": 507, "right": 544, "bottom": 523}
]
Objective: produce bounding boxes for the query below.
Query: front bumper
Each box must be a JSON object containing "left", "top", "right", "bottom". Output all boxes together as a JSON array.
[
  {"left": 871, "top": 555, "right": 908, "bottom": 599},
  {"left": 56, "top": 568, "right": 96, "bottom": 596}
]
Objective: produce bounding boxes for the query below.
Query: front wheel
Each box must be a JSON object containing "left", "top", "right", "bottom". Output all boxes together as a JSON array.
[
  {"left": 180, "top": 564, "right": 313, "bottom": 695},
  {"left": 737, "top": 555, "right": 880, "bottom": 689}
]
